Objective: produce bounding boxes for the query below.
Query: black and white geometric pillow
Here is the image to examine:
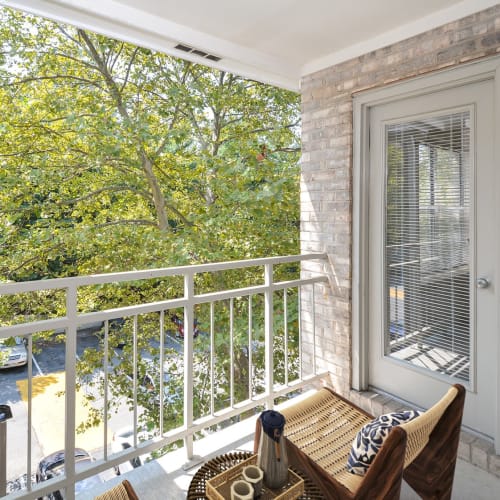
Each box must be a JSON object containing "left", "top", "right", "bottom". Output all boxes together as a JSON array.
[{"left": 346, "top": 410, "right": 422, "bottom": 475}]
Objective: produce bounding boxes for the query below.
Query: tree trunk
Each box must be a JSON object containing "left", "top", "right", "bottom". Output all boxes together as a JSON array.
[{"left": 140, "top": 152, "right": 169, "bottom": 232}]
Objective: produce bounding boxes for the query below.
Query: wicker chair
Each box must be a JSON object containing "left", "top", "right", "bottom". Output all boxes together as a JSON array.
[
  {"left": 94, "top": 479, "right": 139, "bottom": 500},
  {"left": 254, "top": 384, "right": 465, "bottom": 500}
]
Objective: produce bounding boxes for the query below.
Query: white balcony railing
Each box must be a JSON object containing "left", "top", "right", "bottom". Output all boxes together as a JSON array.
[{"left": 0, "top": 253, "right": 329, "bottom": 500}]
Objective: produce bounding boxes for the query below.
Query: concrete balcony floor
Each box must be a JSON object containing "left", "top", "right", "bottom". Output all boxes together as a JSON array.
[{"left": 77, "top": 415, "right": 500, "bottom": 500}]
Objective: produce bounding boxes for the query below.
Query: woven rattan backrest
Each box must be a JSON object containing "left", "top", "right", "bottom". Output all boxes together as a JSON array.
[
  {"left": 94, "top": 480, "right": 138, "bottom": 500},
  {"left": 94, "top": 483, "right": 130, "bottom": 500},
  {"left": 399, "top": 385, "right": 458, "bottom": 467}
]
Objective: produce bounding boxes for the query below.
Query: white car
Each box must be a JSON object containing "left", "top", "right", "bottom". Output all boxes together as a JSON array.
[
  {"left": 36, "top": 448, "right": 104, "bottom": 499},
  {"left": 111, "top": 426, "right": 152, "bottom": 475},
  {"left": 0, "top": 336, "right": 28, "bottom": 369}
]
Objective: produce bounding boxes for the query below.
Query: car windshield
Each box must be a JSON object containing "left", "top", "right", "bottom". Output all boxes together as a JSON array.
[
  {"left": 46, "top": 461, "right": 65, "bottom": 478},
  {"left": 0, "top": 337, "right": 22, "bottom": 347}
]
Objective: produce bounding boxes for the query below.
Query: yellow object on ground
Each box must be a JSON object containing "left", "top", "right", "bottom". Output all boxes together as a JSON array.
[{"left": 17, "top": 372, "right": 108, "bottom": 455}]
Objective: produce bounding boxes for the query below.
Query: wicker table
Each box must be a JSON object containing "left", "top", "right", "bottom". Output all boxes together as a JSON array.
[{"left": 187, "top": 451, "right": 324, "bottom": 499}]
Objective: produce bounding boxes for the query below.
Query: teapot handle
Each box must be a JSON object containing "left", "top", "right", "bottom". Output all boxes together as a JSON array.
[{"left": 253, "top": 418, "right": 262, "bottom": 454}]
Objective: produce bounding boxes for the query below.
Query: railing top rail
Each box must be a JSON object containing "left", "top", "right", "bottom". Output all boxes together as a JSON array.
[
  {"left": 0, "top": 275, "right": 328, "bottom": 338},
  {"left": 0, "top": 253, "right": 327, "bottom": 295}
]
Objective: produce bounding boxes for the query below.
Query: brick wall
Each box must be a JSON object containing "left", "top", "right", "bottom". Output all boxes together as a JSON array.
[{"left": 300, "top": 5, "right": 500, "bottom": 396}]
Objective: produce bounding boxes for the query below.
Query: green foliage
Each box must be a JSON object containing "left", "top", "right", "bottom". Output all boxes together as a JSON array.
[
  {"left": 0, "top": 6, "right": 301, "bottom": 445},
  {"left": 0, "top": 7, "right": 300, "bottom": 285}
]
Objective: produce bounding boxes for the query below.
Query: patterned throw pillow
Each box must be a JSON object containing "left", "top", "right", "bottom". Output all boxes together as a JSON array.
[{"left": 346, "top": 410, "right": 422, "bottom": 475}]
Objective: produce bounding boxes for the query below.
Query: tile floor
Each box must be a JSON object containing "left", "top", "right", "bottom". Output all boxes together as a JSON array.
[{"left": 77, "top": 414, "right": 500, "bottom": 500}]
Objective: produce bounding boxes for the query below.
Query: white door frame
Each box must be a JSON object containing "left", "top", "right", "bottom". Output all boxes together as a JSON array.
[{"left": 352, "top": 55, "right": 500, "bottom": 451}]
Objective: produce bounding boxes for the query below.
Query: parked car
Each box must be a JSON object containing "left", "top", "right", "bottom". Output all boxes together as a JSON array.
[
  {"left": 0, "top": 336, "right": 28, "bottom": 369},
  {"left": 170, "top": 314, "right": 202, "bottom": 339},
  {"left": 111, "top": 426, "right": 152, "bottom": 475},
  {"left": 36, "top": 448, "right": 103, "bottom": 499}
]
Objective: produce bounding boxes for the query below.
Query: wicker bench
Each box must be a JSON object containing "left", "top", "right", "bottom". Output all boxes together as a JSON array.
[
  {"left": 254, "top": 384, "right": 465, "bottom": 500},
  {"left": 94, "top": 479, "right": 139, "bottom": 500}
]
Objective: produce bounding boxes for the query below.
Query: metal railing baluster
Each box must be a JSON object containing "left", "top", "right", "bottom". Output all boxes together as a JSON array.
[
  {"left": 133, "top": 315, "right": 138, "bottom": 447},
  {"left": 284, "top": 289, "right": 289, "bottom": 386},
  {"left": 299, "top": 285, "right": 303, "bottom": 381},
  {"left": 65, "top": 285, "right": 78, "bottom": 500},
  {"left": 26, "top": 335, "right": 33, "bottom": 492},
  {"left": 159, "top": 310, "right": 165, "bottom": 436},
  {"left": 210, "top": 302, "right": 215, "bottom": 416},
  {"left": 230, "top": 298, "right": 234, "bottom": 408},
  {"left": 312, "top": 284, "right": 316, "bottom": 376},
  {"left": 183, "top": 272, "right": 194, "bottom": 460},
  {"left": 103, "top": 320, "right": 109, "bottom": 461},
  {"left": 248, "top": 295, "right": 253, "bottom": 400},
  {"left": 264, "top": 263, "right": 274, "bottom": 408}
]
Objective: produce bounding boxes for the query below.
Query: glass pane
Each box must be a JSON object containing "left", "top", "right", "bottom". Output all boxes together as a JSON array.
[{"left": 385, "top": 111, "right": 470, "bottom": 382}]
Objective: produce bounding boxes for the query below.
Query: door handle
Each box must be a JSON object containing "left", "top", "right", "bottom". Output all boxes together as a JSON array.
[{"left": 476, "top": 278, "right": 490, "bottom": 289}]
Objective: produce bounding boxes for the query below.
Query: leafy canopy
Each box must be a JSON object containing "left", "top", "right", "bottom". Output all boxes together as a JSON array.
[
  {"left": 0, "top": 6, "right": 301, "bottom": 439},
  {"left": 0, "top": 7, "right": 300, "bottom": 284}
]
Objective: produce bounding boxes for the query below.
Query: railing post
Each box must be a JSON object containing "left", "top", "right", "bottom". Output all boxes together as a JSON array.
[
  {"left": 312, "top": 283, "right": 316, "bottom": 376},
  {"left": 264, "top": 263, "right": 274, "bottom": 408},
  {"left": 103, "top": 321, "right": 109, "bottom": 459},
  {"left": 284, "top": 290, "right": 289, "bottom": 386},
  {"left": 26, "top": 336, "right": 33, "bottom": 493},
  {"left": 299, "top": 287, "right": 303, "bottom": 381},
  {"left": 0, "top": 405, "right": 12, "bottom": 497},
  {"left": 248, "top": 296, "right": 253, "bottom": 400},
  {"left": 210, "top": 302, "right": 215, "bottom": 416},
  {"left": 132, "top": 316, "right": 138, "bottom": 443},
  {"left": 159, "top": 310, "right": 165, "bottom": 436},
  {"left": 229, "top": 298, "right": 234, "bottom": 407},
  {"left": 184, "top": 271, "right": 195, "bottom": 459},
  {"left": 65, "top": 285, "right": 78, "bottom": 500}
]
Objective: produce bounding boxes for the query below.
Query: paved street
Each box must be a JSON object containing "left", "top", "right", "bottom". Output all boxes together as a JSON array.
[
  {"left": 0, "top": 327, "right": 185, "bottom": 494},
  {"left": 1, "top": 364, "right": 42, "bottom": 486}
]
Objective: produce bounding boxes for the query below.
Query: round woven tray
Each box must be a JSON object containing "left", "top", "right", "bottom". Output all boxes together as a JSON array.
[{"left": 187, "top": 451, "right": 324, "bottom": 499}]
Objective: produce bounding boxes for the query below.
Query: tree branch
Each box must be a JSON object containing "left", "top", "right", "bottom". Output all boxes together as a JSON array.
[
  {"left": 78, "top": 30, "right": 129, "bottom": 120},
  {"left": 38, "top": 113, "right": 97, "bottom": 124},
  {"left": 78, "top": 29, "right": 187, "bottom": 232},
  {"left": 9, "top": 75, "right": 103, "bottom": 90},
  {"left": 120, "top": 47, "right": 139, "bottom": 93},
  {"left": 58, "top": 185, "right": 153, "bottom": 205},
  {"left": 164, "top": 202, "right": 194, "bottom": 227},
  {"left": 94, "top": 219, "right": 158, "bottom": 228},
  {"left": 52, "top": 50, "right": 100, "bottom": 71},
  {"left": 57, "top": 25, "right": 81, "bottom": 46},
  {"left": 218, "top": 119, "right": 301, "bottom": 146},
  {"left": 272, "top": 147, "right": 301, "bottom": 154},
  {"left": 110, "top": 43, "right": 125, "bottom": 72},
  {"left": 0, "top": 148, "right": 57, "bottom": 158},
  {"left": 3, "top": 243, "right": 66, "bottom": 280}
]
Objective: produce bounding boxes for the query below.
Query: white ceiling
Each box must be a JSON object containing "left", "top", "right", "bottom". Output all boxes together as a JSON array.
[{"left": 4, "top": 0, "right": 498, "bottom": 90}]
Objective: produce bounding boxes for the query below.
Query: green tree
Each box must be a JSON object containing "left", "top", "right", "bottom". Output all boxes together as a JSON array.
[
  {"left": 0, "top": 7, "right": 300, "bottom": 284},
  {"left": 0, "top": 6, "right": 301, "bottom": 439}
]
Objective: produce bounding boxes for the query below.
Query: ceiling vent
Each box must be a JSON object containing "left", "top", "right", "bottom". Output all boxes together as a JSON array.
[{"left": 174, "top": 43, "right": 221, "bottom": 62}]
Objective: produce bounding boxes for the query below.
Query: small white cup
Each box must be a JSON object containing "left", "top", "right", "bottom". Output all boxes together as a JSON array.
[
  {"left": 230, "top": 480, "right": 254, "bottom": 500},
  {"left": 242, "top": 465, "right": 264, "bottom": 498}
]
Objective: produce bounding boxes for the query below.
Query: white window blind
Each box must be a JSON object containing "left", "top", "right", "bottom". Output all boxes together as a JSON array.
[{"left": 385, "top": 111, "right": 471, "bottom": 382}]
